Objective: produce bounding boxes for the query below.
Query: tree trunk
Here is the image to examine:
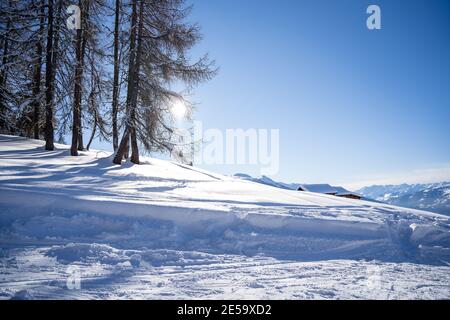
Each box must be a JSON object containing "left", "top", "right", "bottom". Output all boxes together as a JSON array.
[
  {"left": 111, "top": 0, "right": 120, "bottom": 151},
  {"left": 44, "top": 0, "right": 55, "bottom": 150},
  {"left": 77, "top": 1, "right": 90, "bottom": 151},
  {"left": 71, "top": 27, "right": 83, "bottom": 156},
  {"left": 32, "top": 0, "right": 45, "bottom": 139},
  {"left": 71, "top": 0, "right": 88, "bottom": 155},
  {"left": 77, "top": 120, "right": 84, "bottom": 151},
  {"left": 123, "top": 137, "right": 129, "bottom": 159},
  {"left": 113, "top": 127, "right": 130, "bottom": 164},
  {"left": 113, "top": 0, "right": 138, "bottom": 164},
  {"left": 129, "top": 0, "right": 145, "bottom": 165},
  {"left": 0, "top": 20, "right": 9, "bottom": 87},
  {"left": 86, "top": 110, "right": 97, "bottom": 151},
  {"left": 50, "top": 0, "right": 62, "bottom": 89},
  {"left": 0, "top": 2, "right": 12, "bottom": 131},
  {"left": 86, "top": 50, "right": 97, "bottom": 151}
]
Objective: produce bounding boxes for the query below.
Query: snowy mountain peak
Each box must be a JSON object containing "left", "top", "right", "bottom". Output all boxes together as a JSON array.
[{"left": 357, "top": 182, "right": 450, "bottom": 216}]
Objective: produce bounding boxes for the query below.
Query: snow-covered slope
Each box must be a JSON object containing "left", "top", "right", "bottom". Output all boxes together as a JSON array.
[
  {"left": 358, "top": 183, "right": 450, "bottom": 216},
  {"left": 233, "top": 174, "right": 370, "bottom": 201},
  {"left": 1, "top": 135, "right": 450, "bottom": 299},
  {"left": 233, "top": 173, "right": 300, "bottom": 190}
]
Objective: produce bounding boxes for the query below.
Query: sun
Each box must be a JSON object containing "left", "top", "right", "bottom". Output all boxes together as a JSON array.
[{"left": 171, "top": 100, "right": 187, "bottom": 120}]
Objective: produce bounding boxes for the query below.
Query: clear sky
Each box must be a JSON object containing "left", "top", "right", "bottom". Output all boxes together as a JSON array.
[
  {"left": 88, "top": 0, "right": 450, "bottom": 189},
  {"left": 183, "top": 0, "right": 450, "bottom": 189}
]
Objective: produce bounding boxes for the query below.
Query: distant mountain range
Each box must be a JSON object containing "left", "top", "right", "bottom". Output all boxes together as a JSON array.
[
  {"left": 233, "top": 173, "right": 301, "bottom": 190},
  {"left": 233, "top": 174, "right": 362, "bottom": 198},
  {"left": 234, "top": 174, "right": 450, "bottom": 216},
  {"left": 357, "top": 182, "right": 450, "bottom": 216}
]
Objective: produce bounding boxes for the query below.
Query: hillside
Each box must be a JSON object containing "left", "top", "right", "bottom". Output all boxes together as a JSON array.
[{"left": 1, "top": 135, "right": 450, "bottom": 299}]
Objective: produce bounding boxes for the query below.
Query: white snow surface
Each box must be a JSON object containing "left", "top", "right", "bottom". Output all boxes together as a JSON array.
[{"left": 1, "top": 135, "right": 450, "bottom": 299}]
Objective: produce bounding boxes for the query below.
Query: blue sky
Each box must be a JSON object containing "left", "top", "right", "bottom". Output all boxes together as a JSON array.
[
  {"left": 90, "top": 0, "right": 450, "bottom": 189},
  {"left": 182, "top": 0, "right": 450, "bottom": 189}
]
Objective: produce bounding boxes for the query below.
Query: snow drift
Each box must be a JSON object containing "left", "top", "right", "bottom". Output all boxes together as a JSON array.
[
  {"left": 1, "top": 135, "right": 450, "bottom": 299},
  {"left": 1, "top": 134, "right": 449, "bottom": 264}
]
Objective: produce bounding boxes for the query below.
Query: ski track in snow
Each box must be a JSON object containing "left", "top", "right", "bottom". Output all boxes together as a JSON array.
[
  {"left": 1, "top": 135, "right": 450, "bottom": 299},
  {"left": 2, "top": 245, "right": 450, "bottom": 300}
]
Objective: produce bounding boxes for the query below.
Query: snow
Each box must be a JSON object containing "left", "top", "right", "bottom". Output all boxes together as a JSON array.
[
  {"left": 358, "top": 183, "right": 450, "bottom": 216},
  {"left": 298, "top": 184, "right": 339, "bottom": 194},
  {"left": 234, "top": 176, "right": 361, "bottom": 198},
  {"left": 233, "top": 173, "right": 299, "bottom": 190},
  {"left": 2, "top": 245, "right": 450, "bottom": 299},
  {"left": 1, "top": 134, "right": 450, "bottom": 299}
]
